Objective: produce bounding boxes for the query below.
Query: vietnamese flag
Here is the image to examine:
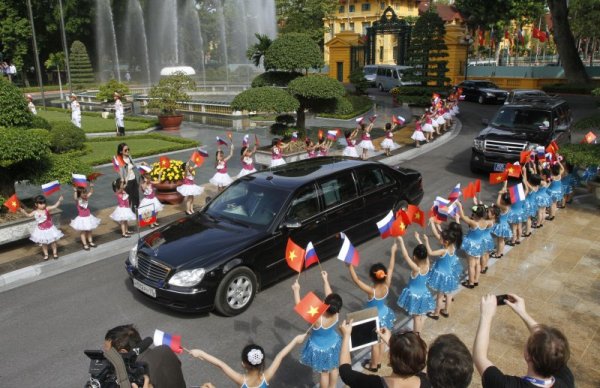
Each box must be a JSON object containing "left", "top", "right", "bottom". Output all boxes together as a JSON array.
[
  {"left": 395, "top": 209, "right": 412, "bottom": 226},
  {"left": 489, "top": 171, "right": 508, "bottom": 185},
  {"left": 390, "top": 217, "right": 408, "bottom": 236},
  {"left": 87, "top": 172, "right": 104, "bottom": 182},
  {"left": 584, "top": 131, "right": 597, "bottom": 144},
  {"left": 318, "top": 129, "right": 324, "bottom": 140},
  {"left": 474, "top": 179, "right": 481, "bottom": 193},
  {"left": 190, "top": 151, "right": 204, "bottom": 167},
  {"left": 159, "top": 156, "right": 171, "bottom": 169},
  {"left": 254, "top": 134, "right": 260, "bottom": 146},
  {"left": 546, "top": 141, "right": 559, "bottom": 155},
  {"left": 285, "top": 238, "right": 305, "bottom": 273},
  {"left": 463, "top": 182, "right": 475, "bottom": 199},
  {"left": 520, "top": 150, "right": 532, "bottom": 165},
  {"left": 3, "top": 194, "right": 20, "bottom": 213},
  {"left": 294, "top": 292, "right": 329, "bottom": 325},
  {"left": 406, "top": 205, "right": 425, "bottom": 227},
  {"left": 505, "top": 163, "right": 522, "bottom": 178}
]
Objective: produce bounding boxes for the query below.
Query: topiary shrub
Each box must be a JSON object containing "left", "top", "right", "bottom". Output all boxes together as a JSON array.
[
  {"left": 232, "top": 87, "right": 300, "bottom": 113},
  {"left": 330, "top": 96, "right": 353, "bottom": 115},
  {"left": 35, "top": 152, "right": 93, "bottom": 184},
  {"left": 49, "top": 121, "right": 86, "bottom": 153},
  {"left": 349, "top": 67, "right": 369, "bottom": 95},
  {"left": 70, "top": 40, "right": 95, "bottom": 87},
  {"left": 96, "top": 79, "right": 130, "bottom": 102},
  {"left": 0, "top": 79, "right": 33, "bottom": 128},
  {"left": 251, "top": 71, "right": 303, "bottom": 87},
  {"left": 30, "top": 115, "right": 52, "bottom": 130}
]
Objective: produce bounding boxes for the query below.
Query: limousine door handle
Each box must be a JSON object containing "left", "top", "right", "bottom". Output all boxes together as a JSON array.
[{"left": 315, "top": 217, "right": 326, "bottom": 224}]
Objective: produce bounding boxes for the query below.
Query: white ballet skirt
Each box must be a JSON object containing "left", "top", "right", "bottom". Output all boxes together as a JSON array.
[
  {"left": 452, "top": 106, "right": 459, "bottom": 115},
  {"left": 270, "top": 158, "right": 286, "bottom": 167},
  {"left": 411, "top": 130, "right": 427, "bottom": 142},
  {"left": 431, "top": 120, "right": 439, "bottom": 129},
  {"left": 343, "top": 145, "right": 360, "bottom": 158},
  {"left": 30, "top": 211, "right": 64, "bottom": 244},
  {"left": 380, "top": 138, "right": 400, "bottom": 150},
  {"left": 70, "top": 215, "right": 101, "bottom": 231},
  {"left": 359, "top": 138, "right": 375, "bottom": 151},
  {"left": 436, "top": 116, "right": 446, "bottom": 126},
  {"left": 139, "top": 196, "right": 164, "bottom": 213},
  {"left": 422, "top": 123, "right": 434, "bottom": 133},
  {"left": 443, "top": 112, "right": 452, "bottom": 120},
  {"left": 110, "top": 206, "right": 136, "bottom": 222},
  {"left": 237, "top": 167, "right": 256, "bottom": 178},
  {"left": 210, "top": 172, "right": 233, "bottom": 187},
  {"left": 177, "top": 175, "right": 204, "bottom": 196}
]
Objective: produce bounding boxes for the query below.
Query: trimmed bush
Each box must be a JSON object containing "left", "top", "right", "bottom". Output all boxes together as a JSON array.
[
  {"left": 30, "top": 115, "right": 52, "bottom": 130},
  {"left": 331, "top": 96, "right": 353, "bottom": 115},
  {"left": 349, "top": 67, "right": 369, "bottom": 95},
  {"left": 251, "top": 71, "right": 303, "bottom": 87},
  {"left": 0, "top": 79, "right": 33, "bottom": 128},
  {"left": 49, "top": 121, "right": 86, "bottom": 153},
  {"left": 97, "top": 79, "right": 130, "bottom": 102},
  {"left": 319, "top": 95, "right": 373, "bottom": 119},
  {"left": 35, "top": 152, "right": 93, "bottom": 184},
  {"left": 232, "top": 87, "right": 300, "bottom": 113},
  {"left": 560, "top": 143, "right": 600, "bottom": 168},
  {"left": 70, "top": 41, "right": 95, "bottom": 86},
  {"left": 264, "top": 33, "right": 324, "bottom": 72}
]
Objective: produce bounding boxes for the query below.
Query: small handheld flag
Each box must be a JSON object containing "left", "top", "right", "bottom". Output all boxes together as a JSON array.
[
  {"left": 376, "top": 210, "right": 394, "bottom": 239},
  {"left": 291, "top": 132, "right": 298, "bottom": 142},
  {"left": 286, "top": 238, "right": 305, "bottom": 273},
  {"left": 242, "top": 134, "right": 249, "bottom": 147},
  {"left": 448, "top": 183, "right": 461, "bottom": 202},
  {"left": 3, "top": 194, "right": 20, "bottom": 213},
  {"left": 138, "top": 204, "right": 157, "bottom": 227},
  {"left": 190, "top": 151, "right": 204, "bottom": 167},
  {"left": 197, "top": 147, "right": 209, "bottom": 157},
  {"left": 159, "top": 156, "right": 171, "bottom": 169},
  {"left": 369, "top": 115, "right": 377, "bottom": 123},
  {"left": 584, "top": 131, "right": 597, "bottom": 144},
  {"left": 390, "top": 217, "right": 407, "bottom": 236},
  {"left": 137, "top": 165, "right": 152, "bottom": 174},
  {"left": 520, "top": 150, "right": 531, "bottom": 164},
  {"left": 216, "top": 136, "right": 228, "bottom": 146},
  {"left": 489, "top": 171, "right": 508, "bottom": 185},
  {"left": 326, "top": 130, "right": 338, "bottom": 141},
  {"left": 355, "top": 117, "right": 364, "bottom": 125},
  {"left": 474, "top": 179, "right": 482, "bottom": 193},
  {"left": 294, "top": 292, "right": 329, "bottom": 325},
  {"left": 254, "top": 134, "right": 260, "bottom": 146},
  {"left": 41, "top": 181, "right": 61, "bottom": 196},
  {"left": 505, "top": 163, "right": 522, "bottom": 178},
  {"left": 153, "top": 329, "right": 183, "bottom": 354},
  {"left": 87, "top": 172, "right": 103, "bottom": 182},
  {"left": 112, "top": 155, "right": 124, "bottom": 172},
  {"left": 318, "top": 129, "right": 324, "bottom": 140},
  {"left": 227, "top": 131, "right": 233, "bottom": 140},
  {"left": 508, "top": 183, "right": 526, "bottom": 204},
  {"left": 337, "top": 232, "right": 360, "bottom": 266},
  {"left": 304, "top": 242, "right": 319, "bottom": 269},
  {"left": 406, "top": 204, "right": 425, "bottom": 227},
  {"left": 463, "top": 182, "right": 475, "bottom": 199},
  {"left": 71, "top": 174, "right": 88, "bottom": 188}
]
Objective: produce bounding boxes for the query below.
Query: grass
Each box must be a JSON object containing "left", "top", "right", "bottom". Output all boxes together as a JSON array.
[
  {"left": 37, "top": 109, "right": 156, "bottom": 133},
  {"left": 80, "top": 134, "right": 199, "bottom": 166},
  {"left": 573, "top": 112, "right": 600, "bottom": 131}
]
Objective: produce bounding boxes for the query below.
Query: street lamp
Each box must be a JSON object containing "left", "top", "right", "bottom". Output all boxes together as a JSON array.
[{"left": 461, "top": 33, "right": 474, "bottom": 80}]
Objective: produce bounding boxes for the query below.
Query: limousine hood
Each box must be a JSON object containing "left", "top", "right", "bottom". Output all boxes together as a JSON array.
[
  {"left": 480, "top": 88, "right": 508, "bottom": 95},
  {"left": 139, "top": 214, "right": 262, "bottom": 270}
]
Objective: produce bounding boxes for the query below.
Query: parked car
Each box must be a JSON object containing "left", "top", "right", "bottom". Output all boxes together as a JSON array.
[
  {"left": 504, "top": 89, "right": 548, "bottom": 105},
  {"left": 471, "top": 97, "right": 572, "bottom": 173},
  {"left": 373, "top": 65, "right": 418, "bottom": 91},
  {"left": 455, "top": 80, "right": 508, "bottom": 104},
  {"left": 363, "top": 65, "right": 378, "bottom": 87},
  {"left": 125, "top": 158, "right": 424, "bottom": 316}
]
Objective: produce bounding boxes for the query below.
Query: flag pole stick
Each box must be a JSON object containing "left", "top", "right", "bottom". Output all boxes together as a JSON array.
[{"left": 305, "top": 321, "right": 316, "bottom": 335}]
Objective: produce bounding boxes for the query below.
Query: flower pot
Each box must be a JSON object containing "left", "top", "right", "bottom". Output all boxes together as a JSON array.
[
  {"left": 158, "top": 114, "right": 184, "bottom": 131},
  {"left": 154, "top": 181, "right": 184, "bottom": 204}
]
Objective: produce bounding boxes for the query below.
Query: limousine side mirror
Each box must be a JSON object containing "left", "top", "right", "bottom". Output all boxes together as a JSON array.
[
  {"left": 281, "top": 220, "right": 301, "bottom": 229},
  {"left": 482, "top": 118, "right": 489, "bottom": 125}
]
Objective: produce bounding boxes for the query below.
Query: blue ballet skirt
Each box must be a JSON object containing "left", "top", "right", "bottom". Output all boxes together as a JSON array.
[
  {"left": 491, "top": 211, "right": 513, "bottom": 239},
  {"left": 365, "top": 288, "right": 396, "bottom": 329},
  {"left": 525, "top": 191, "right": 539, "bottom": 217},
  {"left": 397, "top": 270, "right": 435, "bottom": 315},
  {"left": 428, "top": 250, "right": 462, "bottom": 293},
  {"left": 462, "top": 226, "right": 487, "bottom": 257},
  {"left": 548, "top": 179, "right": 563, "bottom": 202},
  {"left": 536, "top": 186, "right": 552, "bottom": 208},
  {"left": 482, "top": 226, "right": 495, "bottom": 252},
  {"left": 561, "top": 175, "right": 574, "bottom": 195},
  {"left": 507, "top": 200, "right": 526, "bottom": 224},
  {"left": 300, "top": 317, "right": 341, "bottom": 372}
]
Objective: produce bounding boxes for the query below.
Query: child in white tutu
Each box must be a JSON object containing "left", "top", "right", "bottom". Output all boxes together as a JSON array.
[
  {"left": 435, "top": 107, "right": 446, "bottom": 132},
  {"left": 380, "top": 122, "right": 400, "bottom": 156},
  {"left": 139, "top": 175, "right": 163, "bottom": 227},
  {"left": 342, "top": 129, "right": 360, "bottom": 158},
  {"left": 21, "top": 195, "right": 64, "bottom": 260},
  {"left": 270, "top": 139, "right": 288, "bottom": 167},
  {"left": 109, "top": 178, "right": 136, "bottom": 238},
  {"left": 209, "top": 144, "right": 234, "bottom": 192},
  {"left": 237, "top": 142, "right": 257, "bottom": 178},
  {"left": 421, "top": 112, "right": 435, "bottom": 142},
  {"left": 178, "top": 162, "right": 205, "bottom": 215},
  {"left": 411, "top": 121, "right": 427, "bottom": 148},
  {"left": 358, "top": 121, "right": 375, "bottom": 160},
  {"left": 70, "top": 184, "right": 101, "bottom": 250}
]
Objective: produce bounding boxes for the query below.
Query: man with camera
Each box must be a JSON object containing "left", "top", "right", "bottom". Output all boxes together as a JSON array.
[{"left": 473, "top": 294, "right": 574, "bottom": 388}]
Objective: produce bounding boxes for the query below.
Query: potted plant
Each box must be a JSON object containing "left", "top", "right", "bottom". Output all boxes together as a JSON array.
[
  {"left": 147, "top": 72, "right": 195, "bottom": 130},
  {"left": 148, "top": 159, "right": 187, "bottom": 204},
  {"left": 560, "top": 143, "right": 600, "bottom": 205}
]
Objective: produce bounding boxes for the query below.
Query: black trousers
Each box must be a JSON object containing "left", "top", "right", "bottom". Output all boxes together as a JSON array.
[{"left": 125, "top": 178, "right": 140, "bottom": 212}]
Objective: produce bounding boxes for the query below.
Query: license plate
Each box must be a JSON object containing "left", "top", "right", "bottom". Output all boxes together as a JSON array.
[
  {"left": 133, "top": 279, "right": 156, "bottom": 298},
  {"left": 493, "top": 163, "right": 505, "bottom": 172}
]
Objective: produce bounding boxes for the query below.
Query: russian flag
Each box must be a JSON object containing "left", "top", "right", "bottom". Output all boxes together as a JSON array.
[
  {"left": 337, "top": 232, "right": 360, "bottom": 266},
  {"left": 446, "top": 201, "right": 459, "bottom": 217},
  {"left": 197, "top": 147, "right": 209, "bottom": 157},
  {"left": 448, "top": 183, "right": 461, "bottom": 202},
  {"left": 355, "top": 117, "right": 364, "bottom": 125},
  {"left": 138, "top": 165, "right": 152, "bottom": 174},
  {"left": 112, "top": 155, "right": 124, "bottom": 172},
  {"left": 153, "top": 329, "right": 183, "bottom": 354},
  {"left": 216, "top": 136, "right": 228, "bottom": 146},
  {"left": 434, "top": 196, "right": 450, "bottom": 215},
  {"left": 304, "top": 242, "right": 319, "bottom": 269},
  {"left": 326, "top": 130, "right": 338, "bottom": 140},
  {"left": 376, "top": 210, "right": 394, "bottom": 239},
  {"left": 41, "top": 180, "right": 61, "bottom": 196},
  {"left": 509, "top": 183, "right": 526, "bottom": 204},
  {"left": 291, "top": 132, "right": 298, "bottom": 142},
  {"left": 242, "top": 134, "right": 249, "bottom": 147},
  {"left": 71, "top": 174, "right": 87, "bottom": 188}
]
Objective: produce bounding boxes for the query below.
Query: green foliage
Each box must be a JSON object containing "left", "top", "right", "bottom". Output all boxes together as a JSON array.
[
  {"left": 570, "top": 0, "right": 600, "bottom": 39},
  {"left": 70, "top": 40, "right": 95, "bottom": 86},
  {"left": 349, "top": 67, "right": 369, "bottom": 95},
  {"left": 30, "top": 115, "right": 52, "bottom": 130},
  {"left": 593, "top": 88, "right": 600, "bottom": 96},
  {"left": 251, "top": 71, "right": 303, "bottom": 88},
  {"left": 147, "top": 72, "right": 195, "bottom": 115},
  {"left": 454, "top": 0, "right": 544, "bottom": 27},
  {"left": 573, "top": 113, "right": 600, "bottom": 131},
  {"left": 0, "top": 2, "right": 31, "bottom": 69},
  {"left": 329, "top": 96, "right": 353, "bottom": 115},
  {"left": 49, "top": 121, "right": 86, "bottom": 153},
  {"left": 275, "top": 0, "right": 338, "bottom": 46},
  {"left": 264, "top": 33, "right": 324, "bottom": 72},
  {"left": 231, "top": 87, "right": 300, "bottom": 113},
  {"left": 44, "top": 52, "right": 65, "bottom": 71},
  {"left": 246, "top": 33, "right": 273, "bottom": 68},
  {"left": 34, "top": 152, "right": 92, "bottom": 185},
  {"left": 559, "top": 144, "right": 600, "bottom": 169},
  {"left": 0, "top": 79, "right": 33, "bottom": 128},
  {"left": 96, "top": 79, "right": 130, "bottom": 102},
  {"left": 318, "top": 95, "right": 373, "bottom": 119},
  {"left": 287, "top": 75, "right": 346, "bottom": 101},
  {"left": 541, "top": 83, "right": 598, "bottom": 95}
]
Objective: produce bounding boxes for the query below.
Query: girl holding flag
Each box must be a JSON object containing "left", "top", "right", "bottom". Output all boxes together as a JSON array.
[
  {"left": 178, "top": 161, "right": 204, "bottom": 214},
  {"left": 490, "top": 184, "right": 513, "bottom": 260},
  {"left": 139, "top": 175, "right": 163, "bottom": 227},
  {"left": 411, "top": 121, "right": 426, "bottom": 148},
  {"left": 292, "top": 271, "right": 343, "bottom": 388},
  {"left": 547, "top": 161, "right": 565, "bottom": 220},
  {"left": 507, "top": 177, "right": 528, "bottom": 246},
  {"left": 342, "top": 129, "right": 360, "bottom": 158},
  {"left": 420, "top": 111, "right": 434, "bottom": 142},
  {"left": 346, "top": 240, "right": 397, "bottom": 372},
  {"left": 110, "top": 178, "right": 137, "bottom": 237},
  {"left": 21, "top": 195, "right": 64, "bottom": 260},
  {"left": 271, "top": 139, "right": 289, "bottom": 167},
  {"left": 209, "top": 143, "right": 234, "bottom": 192},
  {"left": 70, "top": 183, "right": 101, "bottom": 250},
  {"left": 380, "top": 122, "right": 400, "bottom": 156},
  {"left": 237, "top": 136, "right": 257, "bottom": 178},
  {"left": 358, "top": 120, "right": 375, "bottom": 160},
  {"left": 456, "top": 202, "right": 493, "bottom": 288}
]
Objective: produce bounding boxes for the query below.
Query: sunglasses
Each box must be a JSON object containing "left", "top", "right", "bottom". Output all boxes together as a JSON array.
[{"left": 123, "top": 148, "right": 130, "bottom": 152}]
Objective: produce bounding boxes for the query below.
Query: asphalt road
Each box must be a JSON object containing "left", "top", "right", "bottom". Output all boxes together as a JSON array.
[{"left": 0, "top": 94, "right": 592, "bottom": 387}]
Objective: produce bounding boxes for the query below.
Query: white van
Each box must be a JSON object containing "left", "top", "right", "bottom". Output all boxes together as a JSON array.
[
  {"left": 363, "top": 65, "right": 378, "bottom": 87},
  {"left": 374, "top": 65, "right": 417, "bottom": 91}
]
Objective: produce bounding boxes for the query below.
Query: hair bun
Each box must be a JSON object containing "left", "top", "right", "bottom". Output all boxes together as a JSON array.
[
  {"left": 247, "top": 349, "right": 264, "bottom": 366},
  {"left": 375, "top": 269, "right": 386, "bottom": 279}
]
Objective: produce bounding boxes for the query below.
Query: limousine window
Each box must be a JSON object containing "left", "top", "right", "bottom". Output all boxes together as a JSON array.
[
  {"left": 357, "top": 167, "right": 392, "bottom": 193},
  {"left": 287, "top": 185, "right": 320, "bottom": 221},
  {"left": 320, "top": 173, "right": 357, "bottom": 208}
]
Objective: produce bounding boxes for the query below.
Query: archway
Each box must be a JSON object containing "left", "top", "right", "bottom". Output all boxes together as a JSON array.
[{"left": 365, "top": 6, "right": 412, "bottom": 65}]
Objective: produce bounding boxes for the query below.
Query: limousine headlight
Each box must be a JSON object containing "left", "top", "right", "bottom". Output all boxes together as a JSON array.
[
  {"left": 486, "top": 92, "right": 495, "bottom": 97},
  {"left": 473, "top": 139, "right": 484, "bottom": 152},
  {"left": 168, "top": 269, "right": 206, "bottom": 287},
  {"left": 128, "top": 245, "right": 138, "bottom": 268}
]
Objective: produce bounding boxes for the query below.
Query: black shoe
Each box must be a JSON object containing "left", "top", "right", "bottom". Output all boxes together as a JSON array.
[
  {"left": 426, "top": 312, "right": 440, "bottom": 320},
  {"left": 361, "top": 359, "right": 380, "bottom": 372},
  {"left": 461, "top": 281, "right": 475, "bottom": 289}
]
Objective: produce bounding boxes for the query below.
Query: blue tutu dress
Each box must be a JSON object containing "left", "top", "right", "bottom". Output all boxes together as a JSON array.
[
  {"left": 482, "top": 225, "right": 495, "bottom": 252},
  {"left": 462, "top": 226, "right": 487, "bottom": 257},
  {"left": 507, "top": 200, "right": 526, "bottom": 224},
  {"left": 428, "top": 249, "right": 462, "bottom": 293},
  {"left": 397, "top": 269, "right": 435, "bottom": 315},
  {"left": 561, "top": 174, "right": 574, "bottom": 196},
  {"left": 536, "top": 185, "right": 552, "bottom": 208},
  {"left": 300, "top": 316, "right": 341, "bottom": 372},
  {"left": 491, "top": 210, "right": 513, "bottom": 239},
  {"left": 548, "top": 178, "right": 563, "bottom": 203},
  {"left": 525, "top": 190, "right": 539, "bottom": 218},
  {"left": 365, "top": 287, "right": 396, "bottom": 329}
]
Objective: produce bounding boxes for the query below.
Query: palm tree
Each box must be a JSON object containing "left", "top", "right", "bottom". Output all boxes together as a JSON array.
[
  {"left": 45, "top": 52, "right": 66, "bottom": 99},
  {"left": 246, "top": 33, "right": 273, "bottom": 68}
]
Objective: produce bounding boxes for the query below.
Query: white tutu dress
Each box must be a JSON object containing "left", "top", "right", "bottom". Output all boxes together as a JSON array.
[
  {"left": 139, "top": 185, "right": 164, "bottom": 213},
  {"left": 359, "top": 132, "right": 375, "bottom": 150},
  {"left": 270, "top": 146, "right": 286, "bottom": 167},
  {"left": 436, "top": 115, "right": 446, "bottom": 126},
  {"left": 30, "top": 209, "right": 64, "bottom": 244},
  {"left": 411, "top": 123, "right": 427, "bottom": 142},
  {"left": 110, "top": 193, "right": 136, "bottom": 222},
  {"left": 422, "top": 118, "right": 435, "bottom": 133},
  {"left": 209, "top": 161, "right": 234, "bottom": 187},
  {"left": 237, "top": 156, "right": 257, "bottom": 178},
  {"left": 380, "top": 131, "right": 400, "bottom": 150},
  {"left": 342, "top": 139, "right": 360, "bottom": 158},
  {"left": 177, "top": 174, "right": 204, "bottom": 196},
  {"left": 70, "top": 199, "right": 101, "bottom": 231}
]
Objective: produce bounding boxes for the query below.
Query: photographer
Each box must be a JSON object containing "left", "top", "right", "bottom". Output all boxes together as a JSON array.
[
  {"left": 473, "top": 294, "right": 574, "bottom": 388},
  {"left": 104, "top": 325, "right": 186, "bottom": 388}
]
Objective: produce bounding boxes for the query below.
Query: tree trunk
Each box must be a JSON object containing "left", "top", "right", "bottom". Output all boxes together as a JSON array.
[
  {"left": 0, "top": 170, "right": 16, "bottom": 198},
  {"left": 295, "top": 107, "right": 306, "bottom": 130},
  {"left": 547, "top": 0, "right": 590, "bottom": 83}
]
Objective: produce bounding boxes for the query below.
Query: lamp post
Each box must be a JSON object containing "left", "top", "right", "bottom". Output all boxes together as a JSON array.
[
  {"left": 58, "top": 0, "right": 73, "bottom": 95},
  {"left": 26, "top": 0, "right": 46, "bottom": 108},
  {"left": 461, "top": 33, "right": 474, "bottom": 80}
]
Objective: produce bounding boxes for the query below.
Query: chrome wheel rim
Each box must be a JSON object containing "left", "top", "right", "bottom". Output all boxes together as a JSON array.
[{"left": 226, "top": 275, "right": 253, "bottom": 309}]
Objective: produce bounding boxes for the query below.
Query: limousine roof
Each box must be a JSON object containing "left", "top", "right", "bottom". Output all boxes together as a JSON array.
[{"left": 240, "top": 157, "right": 387, "bottom": 190}]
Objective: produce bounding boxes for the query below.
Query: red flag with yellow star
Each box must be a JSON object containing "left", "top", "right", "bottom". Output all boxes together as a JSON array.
[
  {"left": 285, "top": 238, "right": 305, "bottom": 273},
  {"left": 489, "top": 171, "right": 508, "bottom": 185},
  {"left": 390, "top": 217, "right": 408, "bottom": 236},
  {"left": 505, "top": 163, "right": 522, "bottom": 178},
  {"left": 190, "top": 151, "right": 204, "bottom": 168},
  {"left": 520, "top": 150, "right": 532, "bottom": 165},
  {"left": 3, "top": 194, "right": 20, "bottom": 213},
  {"left": 159, "top": 156, "right": 171, "bottom": 169},
  {"left": 406, "top": 204, "right": 425, "bottom": 227},
  {"left": 294, "top": 291, "right": 329, "bottom": 324}
]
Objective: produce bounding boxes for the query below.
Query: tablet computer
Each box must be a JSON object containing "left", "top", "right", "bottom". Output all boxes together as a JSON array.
[{"left": 346, "top": 307, "right": 380, "bottom": 352}]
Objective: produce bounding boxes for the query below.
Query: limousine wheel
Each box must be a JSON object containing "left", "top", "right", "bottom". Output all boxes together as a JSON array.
[
  {"left": 478, "top": 95, "right": 486, "bottom": 104},
  {"left": 215, "top": 266, "right": 257, "bottom": 316}
]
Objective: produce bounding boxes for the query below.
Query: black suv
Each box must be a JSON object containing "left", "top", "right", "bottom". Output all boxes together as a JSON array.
[
  {"left": 455, "top": 80, "right": 509, "bottom": 104},
  {"left": 471, "top": 96, "right": 572, "bottom": 173}
]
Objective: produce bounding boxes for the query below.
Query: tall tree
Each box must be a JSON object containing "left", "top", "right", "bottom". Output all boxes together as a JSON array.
[
  {"left": 246, "top": 34, "right": 273, "bottom": 68},
  {"left": 565, "top": 0, "right": 600, "bottom": 66},
  {"left": 0, "top": 2, "right": 31, "bottom": 70},
  {"left": 69, "top": 40, "right": 95, "bottom": 87},
  {"left": 276, "top": 0, "right": 337, "bottom": 47}
]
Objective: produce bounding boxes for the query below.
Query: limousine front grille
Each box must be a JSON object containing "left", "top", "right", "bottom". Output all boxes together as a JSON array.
[
  {"left": 484, "top": 140, "right": 526, "bottom": 155},
  {"left": 137, "top": 253, "right": 171, "bottom": 283}
]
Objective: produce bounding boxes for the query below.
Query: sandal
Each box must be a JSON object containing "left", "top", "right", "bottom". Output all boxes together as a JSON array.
[
  {"left": 426, "top": 312, "right": 440, "bottom": 320},
  {"left": 89, "top": 242, "right": 97, "bottom": 248},
  {"left": 490, "top": 253, "right": 503, "bottom": 258},
  {"left": 83, "top": 245, "right": 90, "bottom": 251},
  {"left": 515, "top": 240, "right": 521, "bottom": 245},
  {"left": 43, "top": 255, "right": 49, "bottom": 261},
  {"left": 474, "top": 282, "right": 479, "bottom": 287},
  {"left": 461, "top": 281, "right": 474, "bottom": 289},
  {"left": 53, "top": 255, "right": 59, "bottom": 260},
  {"left": 481, "top": 266, "right": 488, "bottom": 274},
  {"left": 440, "top": 309, "right": 450, "bottom": 318},
  {"left": 522, "top": 232, "right": 532, "bottom": 237},
  {"left": 122, "top": 234, "right": 131, "bottom": 238},
  {"left": 361, "top": 359, "right": 380, "bottom": 372},
  {"left": 546, "top": 216, "right": 555, "bottom": 221},
  {"left": 506, "top": 241, "right": 516, "bottom": 246}
]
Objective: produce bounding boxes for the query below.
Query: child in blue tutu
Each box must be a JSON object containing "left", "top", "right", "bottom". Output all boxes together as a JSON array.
[
  {"left": 547, "top": 161, "right": 565, "bottom": 220},
  {"left": 481, "top": 204, "right": 497, "bottom": 274},
  {"left": 456, "top": 202, "right": 494, "bottom": 288},
  {"left": 424, "top": 220, "right": 463, "bottom": 319},
  {"left": 535, "top": 168, "right": 553, "bottom": 227},
  {"left": 491, "top": 184, "right": 512, "bottom": 260},
  {"left": 292, "top": 271, "right": 342, "bottom": 388},
  {"left": 507, "top": 176, "right": 529, "bottom": 246},
  {"left": 396, "top": 235, "right": 435, "bottom": 333},
  {"left": 347, "top": 240, "right": 398, "bottom": 372},
  {"left": 522, "top": 167, "right": 540, "bottom": 237},
  {"left": 560, "top": 162, "right": 577, "bottom": 207}
]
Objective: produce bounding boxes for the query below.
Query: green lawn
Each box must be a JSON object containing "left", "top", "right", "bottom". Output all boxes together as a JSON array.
[{"left": 37, "top": 109, "right": 155, "bottom": 133}]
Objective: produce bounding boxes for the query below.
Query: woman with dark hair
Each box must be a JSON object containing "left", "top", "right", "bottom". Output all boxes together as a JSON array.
[
  {"left": 116, "top": 142, "right": 140, "bottom": 212},
  {"left": 339, "top": 321, "right": 431, "bottom": 388}
]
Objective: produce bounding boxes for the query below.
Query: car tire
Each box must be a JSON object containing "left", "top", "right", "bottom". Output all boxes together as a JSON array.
[
  {"left": 378, "top": 84, "right": 384, "bottom": 92},
  {"left": 214, "top": 266, "right": 257, "bottom": 316},
  {"left": 478, "top": 95, "right": 485, "bottom": 104}
]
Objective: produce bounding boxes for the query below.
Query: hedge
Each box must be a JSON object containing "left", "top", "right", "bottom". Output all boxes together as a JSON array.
[
  {"left": 573, "top": 113, "right": 600, "bottom": 131},
  {"left": 318, "top": 95, "right": 373, "bottom": 119}
]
